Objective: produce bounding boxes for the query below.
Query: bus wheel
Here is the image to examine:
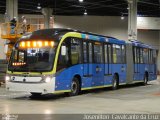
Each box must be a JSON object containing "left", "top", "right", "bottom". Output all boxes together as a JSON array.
[
  {"left": 143, "top": 75, "right": 148, "bottom": 85},
  {"left": 112, "top": 75, "right": 118, "bottom": 90},
  {"left": 69, "top": 77, "right": 80, "bottom": 96}
]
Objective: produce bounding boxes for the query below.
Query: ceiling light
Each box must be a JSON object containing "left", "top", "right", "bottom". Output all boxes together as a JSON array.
[
  {"left": 121, "top": 14, "right": 124, "bottom": 20},
  {"left": 79, "top": 0, "right": 84, "bottom": 2},
  {"left": 37, "top": 3, "right": 41, "bottom": 9},
  {"left": 84, "top": 10, "right": 87, "bottom": 15}
]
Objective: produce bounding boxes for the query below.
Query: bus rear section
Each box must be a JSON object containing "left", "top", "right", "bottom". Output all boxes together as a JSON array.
[{"left": 126, "top": 41, "right": 158, "bottom": 85}]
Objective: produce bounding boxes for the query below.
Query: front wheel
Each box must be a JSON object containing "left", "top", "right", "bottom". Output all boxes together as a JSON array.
[{"left": 69, "top": 78, "right": 80, "bottom": 96}]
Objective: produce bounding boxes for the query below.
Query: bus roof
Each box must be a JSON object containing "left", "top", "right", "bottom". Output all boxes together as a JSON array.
[
  {"left": 22, "top": 28, "right": 156, "bottom": 49},
  {"left": 129, "top": 40, "right": 157, "bottom": 49},
  {"left": 31, "top": 28, "right": 126, "bottom": 45}
]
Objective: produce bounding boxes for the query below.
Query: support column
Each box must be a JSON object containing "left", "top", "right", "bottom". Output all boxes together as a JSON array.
[
  {"left": 6, "top": 0, "right": 18, "bottom": 22},
  {"left": 128, "top": 0, "right": 138, "bottom": 40},
  {"left": 158, "top": 31, "right": 160, "bottom": 74},
  {"left": 42, "top": 8, "right": 53, "bottom": 29}
]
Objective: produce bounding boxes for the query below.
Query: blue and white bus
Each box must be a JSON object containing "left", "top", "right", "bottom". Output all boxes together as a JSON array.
[{"left": 6, "top": 28, "right": 158, "bottom": 96}]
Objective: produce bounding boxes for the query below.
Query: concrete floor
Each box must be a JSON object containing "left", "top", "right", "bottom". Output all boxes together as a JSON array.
[{"left": 0, "top": 78, "right": 160, "bottom": 114}]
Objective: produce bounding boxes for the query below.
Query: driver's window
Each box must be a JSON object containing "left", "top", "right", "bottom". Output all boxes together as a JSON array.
[{"left": 57, "top": 38, "right": 70, "bottom": 72}]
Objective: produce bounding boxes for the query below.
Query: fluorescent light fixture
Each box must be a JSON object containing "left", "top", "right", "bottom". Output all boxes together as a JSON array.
[
  {"left": 84, "top": 10, "right": 87, "bottom": 15},
  {"left": 37, "top": 3, "right": 41, "bottom": 9},
  {"left": 79, "top": 0, "right": 84, "bottom": 2}
]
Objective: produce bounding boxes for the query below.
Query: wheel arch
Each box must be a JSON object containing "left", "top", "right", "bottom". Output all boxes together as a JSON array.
[{"left": 73, "top": 74, "right": 82, "bottom": 89}]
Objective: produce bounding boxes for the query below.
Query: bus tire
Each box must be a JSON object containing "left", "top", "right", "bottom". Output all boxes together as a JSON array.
[
  {"left": 112, "top": 75, "right": 119, "bottom": 90},
  {"left": 143, "top": 74, "right": 148, "bottom": 85},
  {"left": 69, "top": 77, "right": 80, "bottom": 96}
]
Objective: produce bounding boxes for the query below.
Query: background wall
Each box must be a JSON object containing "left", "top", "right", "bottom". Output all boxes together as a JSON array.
[
  {"left": 0, "top": 15, "right": 159, "bottom": 70},
  {"left": 54, "top": 16, "right": 159, "bottom": 48},
  {"left": 54, "top": 16, "right": 128, "bottom": 40}
]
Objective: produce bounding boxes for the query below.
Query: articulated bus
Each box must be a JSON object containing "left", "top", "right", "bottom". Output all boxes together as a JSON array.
[{"left": 6, "top": 28, "right": 158, "bottom": 96}]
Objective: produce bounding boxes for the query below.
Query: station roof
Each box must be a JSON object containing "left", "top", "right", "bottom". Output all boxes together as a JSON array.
[{"left": 0, "top": 0, "right": 159, "bottom": 17}]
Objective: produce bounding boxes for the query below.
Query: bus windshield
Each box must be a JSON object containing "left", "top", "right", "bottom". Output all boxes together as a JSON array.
[{"left": 8, "top": 40, "right": 58, "bottom": 72}]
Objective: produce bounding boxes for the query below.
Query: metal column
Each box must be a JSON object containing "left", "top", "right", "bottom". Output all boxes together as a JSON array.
[
  {"left": 6, "top": 0, "right": 18, "bottom": 22},
  {"left": 128, "top": 0, "right": 138, "bottom": 40},
  {"left": 42, "top": 8, "right": 53, "bottom": 29}
]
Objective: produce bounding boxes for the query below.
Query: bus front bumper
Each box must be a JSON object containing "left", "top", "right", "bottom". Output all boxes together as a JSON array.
[{"left": 6, "top": 77, "right": 55, "bottom": 94}]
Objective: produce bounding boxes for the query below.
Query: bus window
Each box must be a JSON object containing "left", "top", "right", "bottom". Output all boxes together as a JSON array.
[
  {"left": 94, "top": 42, "right": 103, "bottom": 63},
  {"left": 140, "top": 48, "right": 144, "bottom": 64},
  {"left": 71, "top": 38, "right": 81, "bottom": 65},
  {"left": 108, "top": 44, "right": 112, "bottom": 63},
  {"left": 121, "top": 45, "right": 126, "bottom": 63},
  {"left": 133, "top": 47, "right": 137, "bottom": 63},
  {"left": 136, "top": 47, "right": 140, "bottom": 64},
  {"left": 113, "top": 44, "right": 121, "bottom": 64},
  {"left": 153, "top": 50, "right": 157, "bottom": 63},
  {"left": 143, "top": 48, "right": 148, "bottom": 64},
  {"left": 89, "top": 42, "right": 93, "bottom": 63},
  {"left": 104, "top": 44, "right": 108, "bottom": 63},
  {"left": 83, "top": 41, "right": 88, "bottom": 63},
  {"left": 149, "top": 50, "right": 153, "bottom": 64},
  {"left": 57, "top": 39, "right": 69, "bottom": 71},
  {"left": 57, "top": 37, "right": 82, "bottom": 71}
]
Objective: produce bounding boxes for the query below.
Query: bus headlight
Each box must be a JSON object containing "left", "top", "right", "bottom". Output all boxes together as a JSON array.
[
  {"left": 5, "top": 75, "right": 11, "bottom": 82},
  {"left": 45, "top": 77, "right": 51, "bottom": 83}
]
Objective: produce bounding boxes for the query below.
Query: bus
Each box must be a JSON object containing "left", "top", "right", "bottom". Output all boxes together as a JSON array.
[{"left": 5, "top": 28, "right": 158, "bottom": 96}]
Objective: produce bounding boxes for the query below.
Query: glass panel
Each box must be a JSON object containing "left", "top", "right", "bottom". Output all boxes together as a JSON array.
[
  {"left": 89, "top": 42, "right": 93, "bottom": 63},
  {"left": 9, "top": 46, "right": 55, "bottom": 72},
  {"left": 113, "top": 44, "right": 121, "bottom": 63},
  {"left": 108, "top": 45, "right": 112, "bottom": 63},
  {"left": 140, "top": 48, "right": 143, "bottom": 63},
  {"left": 122, "top": 45, "right": 126, "bottom": 63},
  {"left": 104, "top": 45, "right": 108, "bottom": 63},
  {"left": 83, "top": 42, "right": 88, "bottom": 63},
  {"left": 143, "top": 48, "right": 149, "bottom": 64},
  {"left": 94, "top": 43, "right": 103, "bottom": 63},
  {"left": 71, "top": 38, "right": 81, "bottom": 65}
]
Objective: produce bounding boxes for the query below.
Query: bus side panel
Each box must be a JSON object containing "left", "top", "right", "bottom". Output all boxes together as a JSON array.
[
  {"left": 92, "top": 64, "right": 104, "bottom": 87},
  {"left": 148, "top": 64, "right": 157, "bottom": 81},
  {"left": 139, "top": 64, "right": 146, "bottom": 81},
  {"left": 55, "top": 64, "right": 83, "bottom": 91},
  {"left": 111, "top": 64, "right": 126, "bottom": 84},
  {"left": 104, "top": 75, "right": 113, "bottom": 85}
]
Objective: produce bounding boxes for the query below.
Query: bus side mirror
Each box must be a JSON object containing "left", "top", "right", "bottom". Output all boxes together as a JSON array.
[{"left": 61, "top": 46, "right": 66, "bottom": 56}]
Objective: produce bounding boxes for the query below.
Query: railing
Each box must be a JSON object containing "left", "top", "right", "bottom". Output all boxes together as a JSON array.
[{"left": 1, "top": 22, "right": 45, "bottom": 39}]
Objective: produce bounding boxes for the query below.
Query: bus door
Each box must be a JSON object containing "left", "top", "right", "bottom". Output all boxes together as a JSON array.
[
  {"left": 92, "top": 42, "right": 104, "bottom": 87},
  {"left": 83, "top": 41, "right": 93, "bottom": 87},
  {"left": 149, "top": 49, "right": 154, "bottom": 74},
  {"left": 104, "top": 44, "right": 112, "bottom": 84},
  {"left": 134, "top": 47, "right": 140, "bottom": 80}
]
